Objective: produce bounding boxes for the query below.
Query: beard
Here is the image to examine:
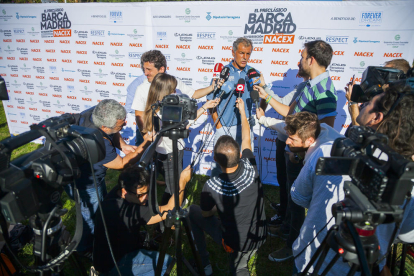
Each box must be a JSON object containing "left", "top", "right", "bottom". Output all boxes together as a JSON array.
[{"left": 298, "top": 65, "right": 310, "bottom": 79}]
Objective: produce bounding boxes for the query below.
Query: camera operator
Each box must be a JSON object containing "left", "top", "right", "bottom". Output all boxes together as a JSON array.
[
  {"left": 130, "top": 50, "right": 222, "bottom": 144},
  {"left": 92, "top": 165, "right": 191, "bottom": 275},
  {"left": 290, "top": 85, "right": 414, "bottom": 275},
  {"left": 255, "top": 110, "right": 342, "bottom": 264},
  {"left": 189, "top": 98, "right": 267, "bottom": 276},
  {"left": 345, "top": 58, "right": 411, "bottom": 126},
  {"left": 142, "top": 73, "right": 220, "bottom": 206},
  {"left": 64, "top": 99, "right": 154, "bottom": 256}
]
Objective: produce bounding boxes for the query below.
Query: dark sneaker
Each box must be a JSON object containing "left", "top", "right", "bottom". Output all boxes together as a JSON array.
[
  {"left": 268, "top": 247, "right": 293, "bottom": 262},
  {"left": 270, "top": 202, "right": 280, "bottom": 212},
  {"left": 268, "top": 214, "right": 283, "bottom": 227},
  {"left": 267, "top": 225, "right": 289, "bottom": 240}
]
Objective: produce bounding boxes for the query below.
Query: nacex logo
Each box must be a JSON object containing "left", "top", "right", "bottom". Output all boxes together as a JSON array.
[
  {"left": 42, "top": 109, "right": 51, "bottom": 112},
  {"left": 176, "top": 45, "right": 190, "bottom": 49},
  {"left": 155, "top": 44, "right": 169, "bottom": 49},
  {"left": 67, "top": 96, "right": 77, "bottom": 100},
  {"left": 270, "top": 72, "right": 287, "bottom": 77},
  {"left": 76, "top": 41, "right": 87, "bottom": 45},
  {"left": 198, "top": 68, "right": 213, "bottom": 73},
  {"left": 76, "top": 51, "right": 87, "bottom": 54},
  {"left": 249, "top": 59, "right": 262, "bottom": 64},
  {"left": 7, "top": 57, "right": 15, "bottom": 60},
  {"left": 64, "top": 78, "right": 74, "bottom": 82},
  {"left": 49, "top": 77, "right": 59, "bottom": 80},
  {"left": 271, "top": 60, "right": 288, "bottom": 65},
  {"left": 384, "top": 53, "right": 402, "bottom": 58},
  {"left": 272, "top": 48, "right": 290, "bottom": 53},
  {"left": 110, "top": 42, "right": 122, "bottom": 46},
  {"left": 16, "top": 39, "right": 25, "bottom": 43},
  {"left": 253, "top": 47, "right": 263, "bottom": 51},
  {"left": 199, "top": 130, "right": 213, "bottom": 135},
  {"left": 79, "top": 79, "right": 90, "bottom": 83},
  {"left": 350, "top": 77, "right": 362, "bottom": 82},
  {"left": 198, "top": 45, "right": 213, "bottom": 50},
  {"left": 92, "top": 41, "right": 104, "bottom": 46},
  {"left": 10, "top": 74, "right": 18, "bottom": 77},
  {"left": 31, "top": 49, "right": 41, "bottom": 52},
  {"left": 23, "top": 75, "right": 31, "bottom": 78},
  {"left": 111, "top": 63, "right": 123, "bottom": 67},
  {"left": 39, "top": 93, "right": 48, "bottom": 96},
  {"left": 30, "top": 39, "right": 39, "bottom": 43},
  {"left": 177, "top": 67, "right": 190, "bottom": 71},
  {"left": 263, "top": 34, "right": 295, "bottom": 44},
  {"left": 45, "top": 49, "right": 55, "bottom": 53},
  {"left": 59, "top": 40, "right": 70, "bottom": 44},
  {"left": 333, "top": 51, "right": 345, "bottom": 56},
  {"left": 130, "top": 64, "right": 140, "bottom": 68},
  {"left": 82, "top": 98, "right": 92, "bottom": 101},
  {"left": 222, "top": 46, "right": 232, "bottom": 50},
  {"left": 354, "top": 52, "right": 374, "bottom": 57},
  {"left": 3, "top": 39, "right": 12, "bottom": 42},
  {"left": 94, "top": 61, "right": 105, "bottom": 65},
  {"left": 47, "top": 58, "right": 57, "bottom": 62},
  {"left": 221, "top": 58, "right": 232, "bottom": 62},
  {"left": 29, "top": 107, "right": 37, "bottom": 111},
  {"left": 61, "top": 50, "right": 71, "bottom": 54},
  {"left": 36, "top": 76, "right": 44, "bottom": 79},
  {"left": 62, "top": 59, "right": 72, "bottom": 63},
  {"left": 53, "top": 29, "right": 71, "bottom": 37},
  {"left": 331, "top": 76, "right": 341, "bottom": 81},
  {"left": 95, "top": 81, "right": 106, "bottom": 85},
  {"left": 77, "top": 60, "right": 88, "bottom": 64},
  {"left": 52, "top": 94, "right": 62, "bottom": 98},
  {"left": 44, "top": 40, "right": 54, "bottom": 43},
  {"left": 33, "top": 58, "right": 42, "bottom": 61},
  {"left": 20, "top": 57, "right": 28, "bottom": 60},
  {"left": 113, "top": 82, "right": 125, "bottom": 87},
  {"left": 129, "top": 43, "right": 142, "bottom": 47},
  {"left": 26, "top": 92, "right": 34, "bottom": 95}
]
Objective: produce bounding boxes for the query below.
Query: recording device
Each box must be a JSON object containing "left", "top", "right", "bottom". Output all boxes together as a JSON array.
[
  {"left": 0, "top": 75, "right": 9, "bottom": 101},
  {"left": 251, "top": 89, "right": 260, "bottom": 108},
  {"left": 0, "top": 114, "right": 105, "bottom": 223},
  {"left": 305, "top": 125, "right": 414, "bottom": 275},
  {"left": 160, "top": 94, "right": 197, "bottom": 126},
  {"left": 0, "top": 114, "right": 105, "bottom": 272},
  {"left": 235, "top": 78, "right": 245, "bottom": 95},
  {"left": 247, "top": 68, "right": 261, "bottom": 87},
  {"left": 351, "top": 66, "right": 410, "bottom": 103},
  {"left": 212, "top": 66, "right": 230, "bottom": 96}
]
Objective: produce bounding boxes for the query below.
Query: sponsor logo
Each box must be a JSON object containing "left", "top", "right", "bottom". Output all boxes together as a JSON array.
[
  {"left": 249, "top": 59, "right": 262, "bottom": 64},
  {"left": 205, "top": 12, "right": 240, "bottom": 21},
  {"left": 54, "top": 29, "right": 71, "bottom": 37},
  {"left": 92, "top": 50, "right": 107, "bottom": 59},
  {"left": 22, "top": 75, "right": 31, "bottom": 78},
  {"left": 263, "top": 34, "right": 295, "bottom": 44},
  {"left": 155, "top": 44, "right": 169, "bottom": 49},
  {"left": 61, "top": 49, "right": 71, "bottom": 54},
  {"left": 31, "top": 49, "right": 41, "bottom": 52},
  {"left": 198, "top": 45, "right": 213, "bottom": 50},
  {"left": 77, "top": 60, "right": 88, "bottom": 64},
  {"left": 26, "top": 92, "right": 34, "bottom": 95},
  {"left": 175, "top": 33, "right": 193, "bottom": 42},
  {"left": 95, "top": 81, "right": 106, "bottom": 85},
  {"left": 354, "top": 52, "right": 374, "bottom": 57},
  {"left": 129, "top": 43, "right": 142, "bottom": 47},
  {"left": 29, "top": 107, "right": 37, "bottom": 111},
  {"left": 91, "top": 30, "right": 105, "bottom": 37},
  {"left": 271, "top": 48, "right": 289, "bottom": 53},
  {"left": 30, "top": 39, "right": 39, "bottom": 43},
  {"left": 49, "top": 76, "right": 59, "bottom": 80},
  {"left": 270, "top": 60, "right": 289, "bottom": 65},
  {"left": 52, "top": 94, "right": 62, "bottom": 98},
  {"left": 79, "top": 79, "right": 90, "bottom": 83},
  {"left": 270, "top": 72, "right": 287, "bottom": 77},
  {"left": 92, "top": 41, "right": 104, "bottom": 46},
  {"left": 39, "top": 93, "right": 47, "bottom": 96},
  {"left": 7, "top": 57, "right": 15, "bottom": 60},
  {"left": 326, "top": 36, "right": 349, "bottom": 44},
  {"left": 176, "top": 45, "right": 190, "bottom": 49},
  {"left": 74, "top": 29, "right": 88, "bottom": 38},
  {"left": 333, "top": 51, "right": 345, "bottom": 56},
  {"left": 75, "top": 40, "right": 86, "bottom": 44},
  {"left": 331, "top": 16, "right": 355, "bottom": 21},
  {"left": 330, "top": 76, "right": 341, "bottom": 81},
  {"left": 110, "top": 42, "right": 122, "bottom": 46},
  {"left": 360, "top": 11, "right": 382, "bottom": 27},
  {"left": 384, "top": 53, "right": 402, "bottom": 58},
  {"left": 94, "top": 61, "right": 105, "bottom": 65},
  {"left": 109, "top": 10, "right": 123, "bottom": 23},
  {"left": 198, "top": 68, "right": 213, "bottom": 73},
  {"left": 67, "top": 95, "right": 76, "bottom": 99},
  {"left": 13, "top": 28, "right": 25, "bottom": 35},
  {"left": 128, "top": 52, "right": 142, "bottom": 59},
  {"left": 112, "top": 82, "right": 125, "bottom": 87},
  {"left": 64, "top": 78, "right": 74, "bottom": 82},
  {"left": 222, "top": 46, "right": 232, "bottom": 51},
  {"left": 329, "top": 63, "right": 346, "bottom": 73},
  {"left": 16, "top": 39, "right": 25, "bottom": 43},
  {"left": 196, "top": 56, "right": 215, "bottom": 66},
  {"left": 111, "top": 63, "right": 123, "bottom": 67},
  {"left": 3, "top": 39, "right": 12, "bottom": 42},
  {"left": 45, "top": 49, "right": 55, "bottom": 53},
  {"left": 62, "top": 59, "right": 72, "bottom": 63},
  {"left": 10, "top": 74, "right": 18, "bottom": 77},
  {"left": 36, "top": 76, "right": 45, "bottom": 79},
  {"left": 177, "top": 67, "right": 190, "bottom": 71},
  {"left": 82, "top": 97, "right": 92, "bottom": 101},
  {"left": 353, "top": 37, "right": 380, "bottom": 44},
  {"left": 197, "top": 32, "right": 215, "bottom": 40},
  {"left": 76, "top": 50, "right": 87, "bottom": 54},
  {"left": 130, "top": 64, "right": 141, "bottom": 68},
  {"left": 383, "top": 34, "right": 409, "bottom": 49},
  {"left": 176, "top": 8, "right": 200, "bottom": 23},
  {"left": 156, "top": 31, "right": 167, "bottom": 40}
]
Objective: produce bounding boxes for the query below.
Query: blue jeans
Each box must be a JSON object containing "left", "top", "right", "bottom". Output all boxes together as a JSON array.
[
  {"left": 64, "top": 182, "right": 107, "bottom": 252},
  {"left": 210, "top": 122, "right": 255, "bottom": 178},
  {"left": 135, "top": 126, "right": 144, "bottom": 146},
  {"left": 103, "top": 249, "right": 172, "bottom": 276}
]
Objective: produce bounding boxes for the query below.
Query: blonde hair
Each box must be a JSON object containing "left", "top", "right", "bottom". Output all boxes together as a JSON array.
[{"left": 142, "top": 73, "right": 177, "bottom": 133}]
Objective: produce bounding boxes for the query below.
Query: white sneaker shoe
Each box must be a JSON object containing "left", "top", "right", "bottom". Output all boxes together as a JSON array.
[{"left": 204, "top": 264, "right": 213, "bottom": 276}]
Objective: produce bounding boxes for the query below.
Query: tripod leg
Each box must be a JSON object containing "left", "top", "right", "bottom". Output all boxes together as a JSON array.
[
  {"left": 391, "top": 244, "right": 398, "bottom": 276},
  {"left": 182, "top": 214, "right": 206, "bottom": 276},
  {"left": 175, "top": 221, "right": 183, "bottom": 276},
  {"left": 312, "top": 241, "right": 331, "bottom": 275},
  {"left": 155, "top": 226, "right": 173, "bottom": 276},
  {"left": 399, "top": 244, "right": 407, "bottom": 276},
  {"left": 346, "top": 263, "right": 359, "bottom": 276},
  {"left": 320, "top": 252, "right": 340, "bottom": 276}
]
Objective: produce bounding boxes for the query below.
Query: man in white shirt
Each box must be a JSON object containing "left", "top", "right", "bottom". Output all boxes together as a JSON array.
[{"left": 131, "top": 50, "right": 219, "bottom": 134}]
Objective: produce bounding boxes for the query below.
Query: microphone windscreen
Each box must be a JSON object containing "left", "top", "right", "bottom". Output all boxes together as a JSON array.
[
  {"left": 213, "top": 63, "right": 224, "bottom": 78},
  {"left": 236, "top": 79, "right": 245, "bottom": 92},
  {"left": 247, "top": 68, "right": 260, "bottom": 79},
  {"left": 251, "top": 89, "right": 260, "bottom": 103},
  {"left": 220, "top": 67, "right": 230, "bottom": 81}
]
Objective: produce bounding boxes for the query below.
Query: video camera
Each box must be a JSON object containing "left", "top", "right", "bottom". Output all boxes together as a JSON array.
[
  {"left": 0, "top": 114, "right": 105, "bottom": 223},
  {"left": 316, "top": 126, "right": 414, "bottom": 226},
  {"left": 159, "top": 94, "right": 197, "bottom": 127},
  {"left": 351, "top": 66, "right": 414, "bottom": 103}
]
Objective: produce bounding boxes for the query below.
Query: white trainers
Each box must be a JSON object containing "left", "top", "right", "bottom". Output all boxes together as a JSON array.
[{"left": 204, "top": 264, "right": 213, "bottom": 276}]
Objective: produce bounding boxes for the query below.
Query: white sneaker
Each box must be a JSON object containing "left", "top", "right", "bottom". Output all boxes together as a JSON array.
[
  {"left": 204, "top": 264, "right": 213, "bottom": 276},
  {"left": 181, "top": 198, "right": 189, "bottom": 208}
]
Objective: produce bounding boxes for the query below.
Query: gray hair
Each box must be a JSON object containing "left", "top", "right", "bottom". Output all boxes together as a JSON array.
[
  {"left": 232, "top": 37, "right": 253, "bottom": 54},
  {"left": 92, "top": 99, "right": 126, "bottom": 129}
]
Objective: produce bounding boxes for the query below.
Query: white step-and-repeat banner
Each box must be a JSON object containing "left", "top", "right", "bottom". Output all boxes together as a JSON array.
[{"left": 1, "top": 1, "right": 414, "bottom": 185}]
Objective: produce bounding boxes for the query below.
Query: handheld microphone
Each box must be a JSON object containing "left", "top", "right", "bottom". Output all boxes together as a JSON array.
[
  {"left": 213, "top": 67, "right": 231, "bottom": 96},
  {"left": 213, "top": 63, "right": 224, "bottom": 79},
  {"left": 247, "top": 68, "right": 261, "bottom": 87},
  {"left": 235, "top": 79, "right": 245, "bottom": 95},
  {"left": 251, "top": 89, "right": 260, "bottom": 108}
]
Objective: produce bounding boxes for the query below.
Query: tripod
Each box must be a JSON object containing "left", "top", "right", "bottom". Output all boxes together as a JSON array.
[{"left": 149, "top": 129, "right": 205, "bottom": 276}]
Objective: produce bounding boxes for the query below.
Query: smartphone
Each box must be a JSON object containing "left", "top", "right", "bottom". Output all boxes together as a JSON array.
[{"left": 351, "top": 74, "right": 355, "bottom": 84}]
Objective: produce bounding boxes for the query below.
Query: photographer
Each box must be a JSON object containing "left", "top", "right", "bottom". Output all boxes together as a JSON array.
[
  {"left": 189, "top": 98, "right": 267, "bottom": 276},
  {"left": 345, "top": 58, "right": 411, "bottom": 126},
  {"left": 142, "top": 73, "right": 220, "bottom": 206},
  {"left": 65, "top": 99, "right": 153, "bottom": 256},
  {"left": 290, "top": 85, "right": 414, "bottom": 275},
  {"left": 93, "top": 165, "right": 191, "bottom": 275},
  {"left": 255, "top": 110, "right": 342, "bottom": 264}
]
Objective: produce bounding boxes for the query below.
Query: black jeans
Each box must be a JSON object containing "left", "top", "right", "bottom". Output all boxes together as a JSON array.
[
  {"left": 157, "top": 150, "right": 184, "bottom": 204},
  {"left": 189, "top": 205, "right": 257, "bottom": 276},
  {"left": 283, "top": 152, "right": 305, "bottom": 248},
  {"left": 276, "top": 138, "right": 288, "bottom": 219}
]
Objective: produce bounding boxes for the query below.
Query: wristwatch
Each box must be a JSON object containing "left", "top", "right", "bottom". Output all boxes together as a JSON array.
[{"left": 348, "top": 101, "right": 358, "bottom": 107}]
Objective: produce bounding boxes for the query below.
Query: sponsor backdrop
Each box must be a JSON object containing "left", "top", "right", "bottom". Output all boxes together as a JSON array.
[{"left": 1, "top": 1, "right": 414, "bottom": 185}]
